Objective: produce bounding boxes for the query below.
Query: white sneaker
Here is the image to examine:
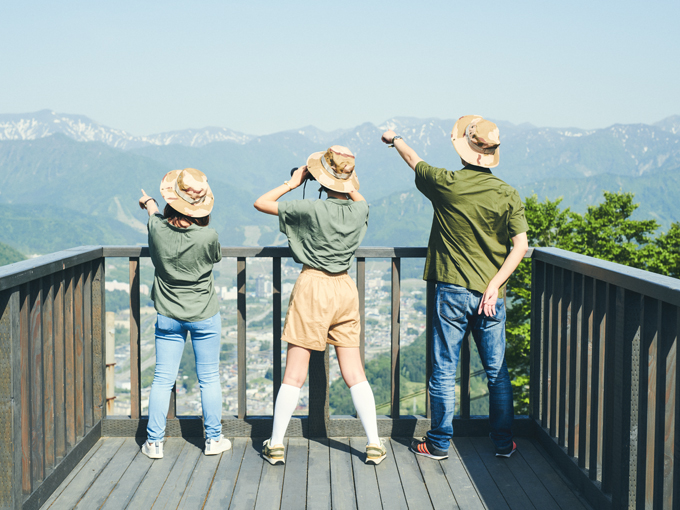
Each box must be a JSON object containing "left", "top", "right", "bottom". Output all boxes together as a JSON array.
[
  {"left": 141, "top": 440, "right": 163, "bottom": 459},
  {"left": 205, "top": 434, "right": 232, "bottom": 455}
]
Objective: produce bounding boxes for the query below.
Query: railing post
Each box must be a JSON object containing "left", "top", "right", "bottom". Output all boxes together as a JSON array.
[
  {"left": 530, "top": 259, "right": 544, "bottom": 421},
  {"left": 273, "top": 258, "right": 282, "bottom": 403},
  {"left": 129, "top": 258, "right": 141, "bottom": 420},
  {"left": 20, "top": 283, "right": 31, "bottom": 494},
  {"left": 602, "top": 283, "right": 616, "bottom": 494},
  {"left": 357, "top": 257, "right": 366, "bottom": 366},
  {"left": 460, "top": 333, "right": 471, "bottom": 419},
  {"left": 64, "top": 269, "right": 75, "bottom": 450},
  {"left": 83, "top": 263, "right": 93, "bottom": 430},
  {"left": 42, "top": 275, "right": 55, "bottom": 472},
  {"left": 0, "top": 288, "right": 22, "bottom": 509},
  {"left": 391, "top": 257, "right": 400, "bottom": 419},
  {"left": 542, "top": 264, "right": 553, "bottom": 428},
  {"left": 578, "top": 276, "right": 593, "bottom": 467},
  {"left": 53, "top": 272, "right": 66, "bottom": 460},
  {"left": 29, "top": 279, "right": 44, "bottom": 484},
  {"left": 92, "top": 260, "right": 106, "bottom": 422},
  {"left": 426, "top": 281, "right": 435, "bottom": 419},
  {"left": 237, "top": 257, "right": 246, "bottom": 419},
  {"left": 105, "top": 312, "right": 116, "bottom": 415},
  {"left": 611, "top": 288, "right": 641, "bottom": 509},
  {"left": 74, "top": 267, "right": 84, "bottom": 438},
  {"left": 660, "top": 302, "right": 677, "bottom": 509},
  {"left": 558, "top": 270, "right": 571, "bottom": 447}
]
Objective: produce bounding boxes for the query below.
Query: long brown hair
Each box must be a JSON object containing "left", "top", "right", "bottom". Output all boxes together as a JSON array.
[{"left": 163, "top": 204, "right": 210, "bottom": 227}]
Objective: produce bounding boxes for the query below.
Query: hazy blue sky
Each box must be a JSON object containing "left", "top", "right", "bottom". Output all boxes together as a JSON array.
[{"left": 2, "top": 0, "right": 679, "bottom": 135}]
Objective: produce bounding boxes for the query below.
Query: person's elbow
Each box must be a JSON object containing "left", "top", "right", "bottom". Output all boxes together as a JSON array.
[
  {"left": 254, "top": 199, "right": 265, "bottom": 212},
  {"left": 512, "top": 232, "right": 529, "bottom": 256}
]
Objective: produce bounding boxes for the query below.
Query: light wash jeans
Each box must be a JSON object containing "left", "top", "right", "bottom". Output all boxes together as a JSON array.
[
  {"left": 427, "top": 283, "right": 514, "bottom": 453},
  {"left": 147, "top": 312, "right": 222, "bottom": 442}
]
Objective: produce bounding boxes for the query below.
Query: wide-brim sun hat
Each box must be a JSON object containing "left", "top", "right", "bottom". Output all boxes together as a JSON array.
[
  {"left": 306, "top": 145, "right": 360, "bottom": 193},
  {"left": 451, "top": 115, "right": 500, "bottom": 168},
  {"left": 159, "top": 167, "right": 214, "bottom": 218}
]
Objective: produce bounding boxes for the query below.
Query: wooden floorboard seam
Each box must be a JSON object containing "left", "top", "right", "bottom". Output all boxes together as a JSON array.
[
  {"left": 78, "top": 439, "right": 148, "bottom": 508},
  {"left": 67, "top": 438, "right": 127, "bottom": 510},
  {"left": 196, "top": 451, "right": 224, "bottom": 510},
  {"left": 409, "top": 441, "right": 438, "bottom": 509},
  {"left": 225, "top": 440, "right": 246, "bottom": 509},
  {"left": 40, "top": 437, "right": 105, "bottom": 508},
  {"left": 388, "top": 439, "right": 406, "bottom": 506},
  {"left": 47, "top": 437, "right": 126, "bottom": 510},
  {"left": 128, "top": 439, "right": 186, "bottom": 510}
]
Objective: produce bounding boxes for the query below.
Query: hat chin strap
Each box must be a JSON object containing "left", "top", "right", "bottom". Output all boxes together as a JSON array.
[
  {"left": 174, "top": 181, "right": 207, "bottom": 205},
  {"left": 465, "top": 123, "right": 497, "bottom": 155},
  {"left": 321, "top": 156, "right": 352, "bottom": 180}
]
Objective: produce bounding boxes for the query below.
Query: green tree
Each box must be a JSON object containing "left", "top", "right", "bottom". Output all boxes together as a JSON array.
[
  {"left": 649, "top": 222, "right": 680, "bottom": 278},
  {"left": 507, "top": 191, "right": 675, "bottom": 414}
]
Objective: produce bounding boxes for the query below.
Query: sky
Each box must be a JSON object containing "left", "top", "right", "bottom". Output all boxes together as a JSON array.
[{"left": 1, "top": 0, "right": 679, "bottom": 136}]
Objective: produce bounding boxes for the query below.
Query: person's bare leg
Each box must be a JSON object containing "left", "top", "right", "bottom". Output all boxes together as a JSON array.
[
  {"left": 282, "top": 344, "right": 312, "bottom": 388},
  {"left": 270, "top": 344, "right": 311, "bottom": 445},
  {"left": 336, "top": 346, "right": 380, "bottom": 445}
]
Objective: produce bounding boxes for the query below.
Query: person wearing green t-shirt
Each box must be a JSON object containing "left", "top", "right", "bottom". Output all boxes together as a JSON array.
[
  {"left": 254, "top": 145, "right": 386, "bottom": 466},
  {"left": 381, "top": 116, "right": 529, "bottom": 460},
  {"left": 137, "top": 168, "right": 231, "bottom": 460}
]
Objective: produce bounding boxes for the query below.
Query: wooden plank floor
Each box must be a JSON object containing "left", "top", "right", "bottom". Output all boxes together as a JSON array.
[{"left": 41, "top": 436, "right": 593, "bottom": 510}]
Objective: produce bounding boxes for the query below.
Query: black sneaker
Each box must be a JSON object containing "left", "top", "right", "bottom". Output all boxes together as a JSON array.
[
  {"left": 409, "top": 437, "right": 448, "bottom": 460},
  {"left": 495, "top": 441, "right": 517, "bottom": 458}
]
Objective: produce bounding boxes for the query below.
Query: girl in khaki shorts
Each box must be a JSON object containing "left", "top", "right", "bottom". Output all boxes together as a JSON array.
[{"left": 254, "top": 145, "right": 386, "bottom": 465}]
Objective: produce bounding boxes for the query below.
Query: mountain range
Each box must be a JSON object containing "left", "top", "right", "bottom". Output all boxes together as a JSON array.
[{"left": 0, "top": 110, "right": 678, "bottom": 255}]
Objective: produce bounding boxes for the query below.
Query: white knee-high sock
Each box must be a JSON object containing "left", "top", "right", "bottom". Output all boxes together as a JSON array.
[
  {"left": 350, "top": 380, "right": 380, "bottom": 445},
  {"left": 270, "top": 384, "right": 300, "bottom": 445}
]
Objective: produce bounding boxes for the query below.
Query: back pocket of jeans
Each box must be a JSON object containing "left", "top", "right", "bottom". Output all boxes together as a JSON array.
[
  {"left": 439, "top": 290, "right": 468, "bottom": 323},
  {"left": 156, "top": 314, "right": 174, "bottom": 332}
]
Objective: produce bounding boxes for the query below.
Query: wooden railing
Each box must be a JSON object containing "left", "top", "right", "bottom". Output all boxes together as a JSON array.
[
  {"left": 3, "top": 244, "right": 676, "bottom": 509},
  {"left": 531, "top": 247, "right": 680, "bottom": 510},
  {"left": 102, "top": 246, "right": 514, "bottom": 439},
  {"left": 0, "top": 247, "right": 105, "bottom": 510}
]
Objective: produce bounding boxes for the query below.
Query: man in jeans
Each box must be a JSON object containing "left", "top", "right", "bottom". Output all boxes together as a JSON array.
[{"left": 381, "top": 116, "right": 529, "bottom": 459}]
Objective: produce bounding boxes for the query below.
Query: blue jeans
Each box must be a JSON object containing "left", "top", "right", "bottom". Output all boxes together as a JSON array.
[
  {"left": 427, "top": 283, "right": 514, "bottom": 452},
  {"left": 147, "top": 313, "right": 223, "bottom": 441}
]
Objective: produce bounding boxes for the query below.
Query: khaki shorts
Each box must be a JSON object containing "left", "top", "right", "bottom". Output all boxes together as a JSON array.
[{"left": 281, "top": 266, "right": 361, "bottom": 351}]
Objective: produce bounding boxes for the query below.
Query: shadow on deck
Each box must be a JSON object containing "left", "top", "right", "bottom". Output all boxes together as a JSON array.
[{"left": 41, "top": 436, "right": 592, "bottom": 510}]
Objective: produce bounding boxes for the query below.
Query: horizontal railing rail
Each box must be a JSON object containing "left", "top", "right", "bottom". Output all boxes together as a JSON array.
[{"left": 531, "top": 247, "right": 680, "bottom": 510}]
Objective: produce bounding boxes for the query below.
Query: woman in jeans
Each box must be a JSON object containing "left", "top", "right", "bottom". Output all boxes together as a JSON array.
[{"left": 138, "top": 167, "right": 231, "bottom": 459}]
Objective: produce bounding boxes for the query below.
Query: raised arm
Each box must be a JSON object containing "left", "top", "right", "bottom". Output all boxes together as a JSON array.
[
  {"left": 478, "top": 232, "right": 529, "bottom": 316},
  {"left": 254, "top": 166, "right": 309, "bottom": 216},
  {"left": 380, "top": 130, "right": 423, "bottom": 171},
  {"left": 139, "top": 189, "right": 160, "bottom": 216},
  {"left": 347, "top": 190, "right": 366, "bottom": 202}
]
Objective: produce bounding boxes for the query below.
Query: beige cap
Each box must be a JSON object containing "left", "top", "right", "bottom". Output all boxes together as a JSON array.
[
  {"left": 159, "top": 168, "right": 214, "bottom": 218},
  {"left": 451, "top": 115, "right": 500, "bottom": 168},
  {"left": 306, "top": 145, "right": 360, "bottom": 193}
]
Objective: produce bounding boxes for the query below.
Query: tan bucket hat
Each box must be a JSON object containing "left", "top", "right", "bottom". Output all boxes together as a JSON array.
[
  {"left": 306, "top": 145, "right": 360, "bottom": 193},
  {"left": 451, "top": 115, "right": 500, "bottom": 168},
  {"left": 159, "top": 168, "right": 214, "bottom": 218}
]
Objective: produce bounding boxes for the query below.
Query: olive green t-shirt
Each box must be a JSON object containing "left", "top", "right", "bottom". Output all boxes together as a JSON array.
[
  {"left": 148, "top": 214, "right": 222, "bottom": 322},
  {"left": 415, "top": 161, "right": 528, "bottom": 297},
  {"left": 278, "top": 198, "right": 369, "bottom": 274}
]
